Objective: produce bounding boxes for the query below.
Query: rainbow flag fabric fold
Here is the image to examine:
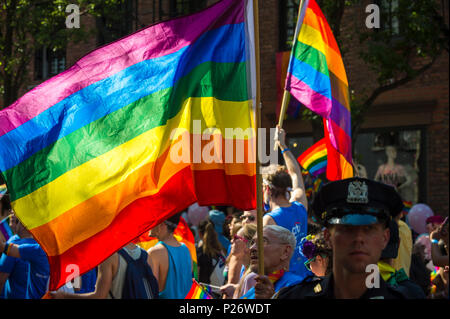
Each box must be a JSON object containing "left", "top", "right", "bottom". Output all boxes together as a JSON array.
[
  {"left": 0, "top": 0, "right": 256, "bottom": 290},
  {"left": 185, "top": 279, "right": 213, "bottom": 299},
  {"left": 285, "top": 0, "right": 353, "bottom": 180},
  {"left": 297, "top": 138, "right": 327, "bottom": 177}
]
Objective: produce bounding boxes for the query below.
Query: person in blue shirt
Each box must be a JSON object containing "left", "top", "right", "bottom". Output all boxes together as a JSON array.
[
  {"left": 208, "top": 210, "right": 230, "bottom": 253},
  {"left": 0, "top": 213, "right": 50, "bottom": 299},
  {"left": 0, "top": 213, "right": 33, "bottom": 299},
  {"left": 241, "top": 225, "right": 310, "bottom": 299},
  {"left": 263, "top": 125, "right": 309, "bottom": 277},
  {"left": 147, "top": 212, "right": 193, "bottom": 299}
]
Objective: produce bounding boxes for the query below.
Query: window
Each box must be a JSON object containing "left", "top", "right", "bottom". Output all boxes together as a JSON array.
[
  {"left": 379, "top": 0, "right": 400, "bottom": 35},
  {"left": 34, "top": 47, "right": 66, "bottom": 80},
  {"left": 354, "top": 128, "right": 425, "bottom": 205},
  {"left": 279, "top": 0, "right": 299, "bottom": 51},
  {"left": 96, "top": 0, "right": 138, "bottom": 46},
  {"left": 160, "top": 0, "right": 208, "bottom": 19}
]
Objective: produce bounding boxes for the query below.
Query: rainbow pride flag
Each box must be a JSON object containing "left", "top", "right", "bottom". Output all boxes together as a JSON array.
[
  {"left": 135, "top": 216, "right": 199, "bottom": 280},
  {"left": 185, "top": 279, "right": 213, "bottom": 299},
  {"left": 285, "top": 0, "right": 353, "bottom": 180},
  {"left": 0, "top": 216, "right": 13, "bottom": 242},
  {"left": 0, "top": 0, "right": 256, "bottom": 290},
  {"left": 297, "top": 138, "right": 327, "bottom": 177}
]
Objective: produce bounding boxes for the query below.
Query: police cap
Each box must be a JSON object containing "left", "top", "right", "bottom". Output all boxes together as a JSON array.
[{"left": 312, "top": 177, "right": 404, "bottom": 226}]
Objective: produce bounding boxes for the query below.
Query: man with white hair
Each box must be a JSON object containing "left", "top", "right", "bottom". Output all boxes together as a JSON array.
[{"left": 241, "top": 225, "right": 309, "bottom": 299}]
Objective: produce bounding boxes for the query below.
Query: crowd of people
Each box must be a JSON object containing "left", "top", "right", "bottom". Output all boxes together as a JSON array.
[{"left": 0, "top": 126, "right": 448, "bottom": 299}]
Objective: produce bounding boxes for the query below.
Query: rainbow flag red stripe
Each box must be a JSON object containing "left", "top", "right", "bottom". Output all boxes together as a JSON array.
[
  {"left": 285, "top": 0, "right": 353, "bottom": 180},
  {"left": 185, "top": 279, "right": 213, "bottom": 299},
  {"left": 0, "top": 0, "right": 256, "bottom": 290},
  {"left": 297, "top": 138, "right": 327, "bottom": 177}
]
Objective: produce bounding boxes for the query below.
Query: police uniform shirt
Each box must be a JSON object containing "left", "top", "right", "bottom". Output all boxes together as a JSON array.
[{"left": 274, "top": 274, "right": 408, "bottom": 299}]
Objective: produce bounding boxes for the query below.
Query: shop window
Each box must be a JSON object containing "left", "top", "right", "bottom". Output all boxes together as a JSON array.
[{"left": 354, "top": 128, "right": 425, "bottom": 205}]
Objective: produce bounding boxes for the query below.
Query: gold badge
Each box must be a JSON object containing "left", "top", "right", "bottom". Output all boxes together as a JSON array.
[
  {"left": 347, "top": 180, "right": 369, "bottom": 204},
  {"left": 314, "top": 284, "right": 322, "bottom": 294}
]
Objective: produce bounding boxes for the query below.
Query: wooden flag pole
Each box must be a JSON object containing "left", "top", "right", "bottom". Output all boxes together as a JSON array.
[
  {"left": 274, "top": 0, "right": 305, "bottom": 151},
  {"left": 252, "top": 0, "right": 264, "bottom": 277}
]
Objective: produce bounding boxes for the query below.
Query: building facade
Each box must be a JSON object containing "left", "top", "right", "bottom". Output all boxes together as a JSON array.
[{"left": 16, "top": 0, "right": 449, "bottom": 216}]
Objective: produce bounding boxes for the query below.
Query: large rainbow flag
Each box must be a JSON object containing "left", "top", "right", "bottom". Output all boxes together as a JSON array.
[
  {"left": 285, "top": 0, "right": 353, "bottom": 180},
  {"left": 0, "top": 0, "right": 256, "bottom": 290}
]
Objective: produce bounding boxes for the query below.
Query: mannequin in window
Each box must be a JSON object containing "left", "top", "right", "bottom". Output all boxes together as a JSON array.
[{"left": 374, "top": 145, "right": 408, "bottom": 190}]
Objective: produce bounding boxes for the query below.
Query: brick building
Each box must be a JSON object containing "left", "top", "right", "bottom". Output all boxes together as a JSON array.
[{"left": 17, "top": 0, "right": 449, "bottom": 216}]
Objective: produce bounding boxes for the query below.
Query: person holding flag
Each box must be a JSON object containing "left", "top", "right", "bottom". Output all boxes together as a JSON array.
[{"left": 263, "top": 125, "right": 311, "bottom": 278}]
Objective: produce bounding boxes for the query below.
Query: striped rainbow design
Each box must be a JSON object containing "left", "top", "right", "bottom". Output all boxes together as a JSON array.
[
  {"left": 0, "top": 0, "right": 256, "bottom": 290},
  {"left": 185, "top": 279, "right": 213, "bottom": 299},
  {"left": 297, "top": 138, "right": 327, "bottom": 177},
  {"left": 285, "top": 0, "right": 353, "bottom": 180}
]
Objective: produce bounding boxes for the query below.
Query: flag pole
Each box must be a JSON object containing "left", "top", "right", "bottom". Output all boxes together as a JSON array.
[
  {"left": 274, "top": 0, "right": 305, "bottom": 151},
  {"left": 252, "top": 0, "right": 264, "bottom": 277}
]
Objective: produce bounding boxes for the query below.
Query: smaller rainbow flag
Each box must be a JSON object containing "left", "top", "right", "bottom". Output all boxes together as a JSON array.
[
  {"left": 0, "top": 184, "right": 7, "bottom": 197},
  {"left": 0, "top": 216, "right": 13, "bottom": 242},
  {"left": 402, "top": 200, "right": 412, "bottom": 215},
  {"left": 297, "top": 138, "right": 327, "bottom": 177},
  {"left": 185, "top": 279, "right": 213, "bottom": 299}
]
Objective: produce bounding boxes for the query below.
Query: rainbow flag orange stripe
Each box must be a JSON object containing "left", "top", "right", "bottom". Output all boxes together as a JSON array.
[
  {"left": 0, "top": 0, "right": 256, "bottom": 290},
  {"left": 285, "top": 0, "right": 353, "bottom": 180},
  {"left": 185, "top": 279, "right": 213, "bottom": 299}
]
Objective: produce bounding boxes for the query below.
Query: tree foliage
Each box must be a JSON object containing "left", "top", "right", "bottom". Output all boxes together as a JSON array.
[{"left": 0, "top": 0, "right": 125, "bottom": 108}]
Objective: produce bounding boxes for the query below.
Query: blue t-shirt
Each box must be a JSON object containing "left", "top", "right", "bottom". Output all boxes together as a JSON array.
[
  {"left": 18, "top": 240, "right": 50, "bottom": 299},
  {"left": 267, "top": 201, "right": 310, "bottom": 277},
  {"left": 76, "top": 268, "right": 97, "bottom": 294},
  {"left": 0, "top": 235, "right": 33, "bottom": 299},
  {"left": 241, "top": 271, "right": 306, "bottom": 299},
  {"left": 158, "top": 242, "right": 193, "bottom": 299}
]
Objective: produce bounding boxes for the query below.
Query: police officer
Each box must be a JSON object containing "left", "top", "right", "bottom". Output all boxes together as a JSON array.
[{"left": 256, "top": 177, "right": 414, "bottom": 299}]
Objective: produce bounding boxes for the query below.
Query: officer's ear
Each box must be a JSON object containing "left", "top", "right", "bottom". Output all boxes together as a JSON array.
[{"left": 381, "top": 226, "right": 390, "bottom": 250}]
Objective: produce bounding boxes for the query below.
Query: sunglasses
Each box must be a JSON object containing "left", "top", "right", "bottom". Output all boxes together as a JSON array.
[
  {"left": 304, "top": 254, "right": 327, "bottom": 271},
  {"left": 241, "top": 215, "right": 256, "bottom": 222}
]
